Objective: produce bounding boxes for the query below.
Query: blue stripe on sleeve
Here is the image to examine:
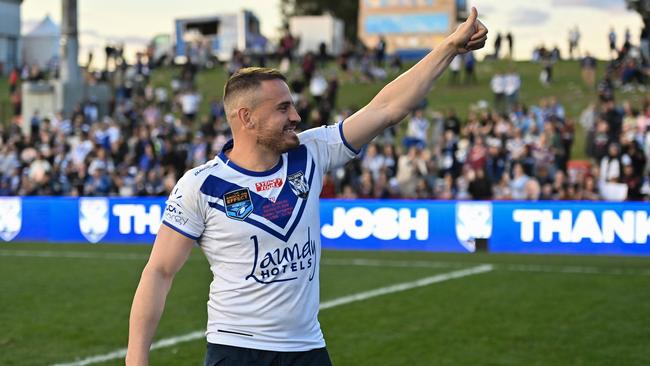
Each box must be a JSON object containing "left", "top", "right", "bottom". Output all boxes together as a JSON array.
[
  {"left": 162, "top": 220, "right": 200, "bottom": 241},
  {"left": 338, "top": 121, "right": 361, "bottom": 155}
]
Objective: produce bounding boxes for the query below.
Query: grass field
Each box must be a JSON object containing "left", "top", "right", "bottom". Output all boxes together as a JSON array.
[{"left": 1, "top": 242, "right": 649, "bottom": 366}]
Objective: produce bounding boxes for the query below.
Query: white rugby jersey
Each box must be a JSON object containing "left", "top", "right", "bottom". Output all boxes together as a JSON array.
[{"left": 162, "top": 122, "right": 358, "bottom": 351}]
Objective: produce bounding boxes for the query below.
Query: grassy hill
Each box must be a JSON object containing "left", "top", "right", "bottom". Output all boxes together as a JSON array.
[{"left": 150, "top": 58, "right": 645, "bottom": 160}]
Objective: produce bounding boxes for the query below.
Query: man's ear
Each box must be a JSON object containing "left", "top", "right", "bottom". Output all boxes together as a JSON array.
[{"left": 237, "top": 107, "right": 255, "bottom": 129}]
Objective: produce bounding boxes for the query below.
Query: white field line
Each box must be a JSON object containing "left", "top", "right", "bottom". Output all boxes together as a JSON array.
[
  {"left": 319, "top": 264, "right": 493, "bottom": 310},
  {"left": 3, "top": 249, "right": 649, "bottom": 276},
  {"left": 322, "top": 258, "right": 650, "bottom": 276},
  {"left": 51, "top": 331, "right": 205, "bottom": 366},
  {"left": 51, "top": 265, "right": 492, "bottom": 366}
]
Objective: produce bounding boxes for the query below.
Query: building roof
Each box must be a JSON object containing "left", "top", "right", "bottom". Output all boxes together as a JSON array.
[{"left": 24, "top": 15, "right": 59, "bottom": 37}]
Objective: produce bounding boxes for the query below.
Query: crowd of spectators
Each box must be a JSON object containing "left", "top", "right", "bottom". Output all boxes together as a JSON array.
[{"left": 1, "top": 34, "right": 649, "bottom": 202}]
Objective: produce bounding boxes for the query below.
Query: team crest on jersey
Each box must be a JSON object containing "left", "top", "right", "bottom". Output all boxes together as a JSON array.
[
  {"left": 224, "top": 188, "right": 254, "bottom": 220},
  {"left": 287, "top": 171, "right": 309, "bottom": 199},
  {"left": 79, "top": 198, "right": 110, "bottom": 243},
  {"left": 0, "top": 197, "right": 22, "bottom": 241},
  {"left": 455, "top": 202, "right": 493, "bottom": 252}
]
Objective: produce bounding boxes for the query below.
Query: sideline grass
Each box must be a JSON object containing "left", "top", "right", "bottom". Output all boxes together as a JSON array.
[{"left": 1, "top": 243, "right": 649, "bottom": 365}]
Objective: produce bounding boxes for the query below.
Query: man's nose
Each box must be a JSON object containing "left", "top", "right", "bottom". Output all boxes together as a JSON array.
[{"left": 290, "top": 106, "right": 301, "bottom": 122}]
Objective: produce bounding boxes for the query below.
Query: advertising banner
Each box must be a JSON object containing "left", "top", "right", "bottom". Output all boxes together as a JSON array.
[{"left": 1, "top": 197, "right": 648, "bottom": 256}]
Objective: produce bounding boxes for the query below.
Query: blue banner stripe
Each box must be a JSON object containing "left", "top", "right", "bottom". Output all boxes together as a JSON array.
[{"left": 3, "top": 196, "right": 650, "bottom": 256}]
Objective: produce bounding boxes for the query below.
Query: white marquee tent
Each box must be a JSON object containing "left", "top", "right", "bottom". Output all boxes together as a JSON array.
[{"left": 22, "top": 15, "right": 60, "bottom": 68}]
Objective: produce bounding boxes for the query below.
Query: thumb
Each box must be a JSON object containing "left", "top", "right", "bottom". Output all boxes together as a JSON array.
[{"left": 465, "top": 7, "right": 478, "bottom": 27}]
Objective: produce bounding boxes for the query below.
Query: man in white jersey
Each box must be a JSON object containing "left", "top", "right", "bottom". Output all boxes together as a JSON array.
[{"left": 126, "top": 8, "right": 487, "bottom": 366}]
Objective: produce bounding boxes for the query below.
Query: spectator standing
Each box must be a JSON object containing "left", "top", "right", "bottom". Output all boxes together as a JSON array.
[
  {"left": 580, "top": 52, "right": 597, "bottom": 88},
  {"left": 641, "top": 25, "right": 650, "bottom": 61},
  {"left": 301, "top": 52, "right": 316, "bottom": 84},
  {"left": 361, "top": 143, "right": 385, "bottom": 181},
  {"left": 464, "top": 52, "right": 477, "bottom": 84},
  {"left": 568, "top": 26, "right": 581, "bottom": 60},
  {"left": 375, "top": 35, "right": 387, "bottom": 66},
  {"left": 494, "top": 32, "right": 502, "bottom": 59},
  {"left": 504, "top": 69, "right": 521, "bottom": 113},
  {"left": 506, "top": 32, "right": 514, "bottom": 59},
  {"left": 179, "top": 88, "right": 201, "bottom": 122},
  {"left": 540, "top": 49, "right": 555, "bottom": 85},
  {"left": 490, "top": 71, "right": 506, "bottom": 114},
  {"left": 510, "top": 162, "right": 530, "bottom": 200},
  {"left": 8, "top": 67, "right": 18, "bottom": 93},
  {"left": 403, "top": 109, "right": 430, "bottom": 150},
  {"left": 599, "top": 143, "right": 622, "bottom": 184},
  {"left": 449, "top": 54, "right": 462, "bottom": 85},
  {"left": 608, "top": 27, "right": 617, "bottom": 58},
  {"left": 468, "top": 168, "right": 493, "bottom": 200}
]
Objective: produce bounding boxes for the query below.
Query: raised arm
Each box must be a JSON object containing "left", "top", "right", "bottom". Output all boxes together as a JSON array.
[
  {"left": 126, "top": 225, "right": 196, "bottom": 366},
  {"left": 343, "top": 7, "right": 488, "bottom": 151}
]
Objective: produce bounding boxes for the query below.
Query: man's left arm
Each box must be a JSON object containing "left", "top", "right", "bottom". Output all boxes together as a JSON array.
[{"left": 343, "top": 7, "right": 488, "bottom": 151}]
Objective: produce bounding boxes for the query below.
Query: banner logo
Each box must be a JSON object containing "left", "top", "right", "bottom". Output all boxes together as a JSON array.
[
  {"left": 455, "top": 202, "right": 493, "bottom": 252},
  {"left": 0, "top": 197, "right": 22, "bottom": 241},
  {"left": 79, "top": 198, "right": 110, "bottom": 243}
]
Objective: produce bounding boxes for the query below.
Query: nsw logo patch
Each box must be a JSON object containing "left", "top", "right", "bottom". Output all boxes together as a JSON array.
[{"left": 224, "top": 188, "right": 254, "bottom": 220}]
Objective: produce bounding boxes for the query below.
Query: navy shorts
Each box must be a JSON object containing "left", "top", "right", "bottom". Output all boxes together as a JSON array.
[{"left": 204, "top": 343, "right": 332, "bottom": 366}]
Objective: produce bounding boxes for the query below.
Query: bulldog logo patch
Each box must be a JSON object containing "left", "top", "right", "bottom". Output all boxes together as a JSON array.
[{"left": 287, "top": 171, "right": 309, "bottom": 199}]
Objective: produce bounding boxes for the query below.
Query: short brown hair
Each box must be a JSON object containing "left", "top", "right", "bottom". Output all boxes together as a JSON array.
[{"left": 223, "top": 67, "right": 286, "bottom": 111}]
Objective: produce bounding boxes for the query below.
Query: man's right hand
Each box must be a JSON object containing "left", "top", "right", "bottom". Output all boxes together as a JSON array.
[{"left": 448, "top": 7, "right": 488, "bottom": 54}]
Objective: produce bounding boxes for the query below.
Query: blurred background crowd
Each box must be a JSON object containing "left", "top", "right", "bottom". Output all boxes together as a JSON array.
[{"left": 1, "top": 23, "right": 649, "bottom": 202}]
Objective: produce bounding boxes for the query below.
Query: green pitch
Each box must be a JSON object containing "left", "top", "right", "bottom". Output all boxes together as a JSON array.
[{"left": 1, "top": 243, "right": 649, "bottom": 366}]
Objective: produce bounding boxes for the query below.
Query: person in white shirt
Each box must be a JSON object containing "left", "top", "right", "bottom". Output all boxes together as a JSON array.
[
  {"left": 490, "top": 72, "right": 506, "bottom": 114},
  {"left": 180, "top": 88, "right": 202, "bottom": 121},
  {"left": 126, "top": 8, "right": 487, "bottom": 366},
  {"left": 449, "top": 54, "right": 462, "bottom": 85},
  {"left": 404, "top": 109, "right": 431, "bottom": 149},
  {"left": 504, "top": 70, "right": 521, "bottom": 113}
]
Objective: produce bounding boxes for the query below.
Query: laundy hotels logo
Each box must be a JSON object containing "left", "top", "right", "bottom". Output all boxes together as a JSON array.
[
  {"left": 0, "top": 197, "right": 22, "bottom": 241},
  {"left": 246, "top": 228, "right": 317, "bottom": 284}
]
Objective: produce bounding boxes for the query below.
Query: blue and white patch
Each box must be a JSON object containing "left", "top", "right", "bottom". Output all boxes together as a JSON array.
[
  {"left": 287, "top": 171, "right": 309, "bottom": 199},
  {"left": 79, "top": 198, "right": 110, "bottom": 243},
  {"left": 224, "top": 188, "right": 254, "bottom": 220},
  {"left": 455, "top": 202, "right": 493, "bottom": 252},
  {"left": 0, "top": 197, "right": 22, "bottom": 242}
]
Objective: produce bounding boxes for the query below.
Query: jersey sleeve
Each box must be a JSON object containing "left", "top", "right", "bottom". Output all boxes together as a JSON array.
[
  {"left": 298, "top": 121, "right": 359, "bottom": 174},
  {"left": 162, "top": 173, "right": 205, "bottom": 241}
]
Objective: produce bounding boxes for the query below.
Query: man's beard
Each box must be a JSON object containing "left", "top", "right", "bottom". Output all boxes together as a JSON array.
[{"left": 256, "top": 122, "right": 300, "bottom": 153}]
